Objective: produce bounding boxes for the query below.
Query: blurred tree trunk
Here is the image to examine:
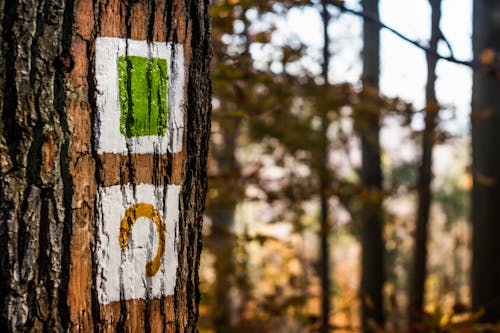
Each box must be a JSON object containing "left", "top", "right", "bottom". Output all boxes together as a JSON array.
[
  {"left": 359, "top": 1, "right": 385, "bottom": 331},
  {"left": 208, "top": 4, "right": 252, "bottom": 328},
  {"left": 206, "top": 117, "right": 241, "bottom": 331},
  {"left": 205, "top": 212, "right": 237, "bottom": 331},
  {"left": 319, "top": 1, "right": 331, "bottom": 331},
  {"left": 408, "top": 0, "right": 440, "bottom": 328},
  {"left": 0, "top": 0, "right": 211, "bottom": 331},
  {"left": 471, "top": 0, "right": 500, "bottom": 323}
]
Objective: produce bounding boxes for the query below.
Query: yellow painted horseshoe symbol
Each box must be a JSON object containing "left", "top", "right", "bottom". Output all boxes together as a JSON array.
[{"left": 119, "top": 203, "right": 166, "bottom": 277}]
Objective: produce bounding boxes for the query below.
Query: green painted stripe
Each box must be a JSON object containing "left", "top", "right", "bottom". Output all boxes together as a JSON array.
[{"left": 118, "top": 55, "right": 168, "bottom": 137}]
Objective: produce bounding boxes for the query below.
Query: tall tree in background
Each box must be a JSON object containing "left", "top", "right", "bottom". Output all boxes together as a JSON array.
[
  {"left": 319, "top": 1, "right": 332, "bottom": 331},
  {"left": 0, "top": 0, "right": 211, "bottom": 330},
  {"left": 471, "top": 0, "right": 500, "bottom": 323},
  {"left": 208, "top": 1, "right": 306, "bottom": 329},
  {"left": 409, "top": 0, "right": 441, "bottom": 328},
  {"left": 207, "top": 2, "right": 248, "bottom": 328},
  {"left": 358, "top": 0, "right": 385, "bottom": 331}
]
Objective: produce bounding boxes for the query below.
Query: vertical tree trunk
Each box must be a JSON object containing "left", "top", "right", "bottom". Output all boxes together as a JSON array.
[
  {"left": 471, "top": 0, "right": 500, "bottom": 323},
  {"left": 206, "top": 119, "right": 241, "bottom": 330},
  {"left": 408, "top": 0, "right": 440, "bottom": 328},
  {"left": 319, "top": 1, "right": 331, "bottom": 331},
  {"left": 205, "top": 211, "right": 237, "bottom": 331},
  {"left": 359, "top": 1, "right": 385, "bottom": 331},
  {"left": 0, "top": 0, "right": 72, "bottom": 330},
  {"left": 208, "top": 9, "right": 248, "bottom": 326},
  {"left": 0, "top": 0, "right": 211, "bottom": 331}
]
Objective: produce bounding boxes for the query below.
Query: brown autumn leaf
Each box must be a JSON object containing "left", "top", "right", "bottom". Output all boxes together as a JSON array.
[
  {"left": 480, "top": 48, "right": 496, "bottom": 65},
  {"left": 251, "top": 31, "right": 273, "bottom": 44}
]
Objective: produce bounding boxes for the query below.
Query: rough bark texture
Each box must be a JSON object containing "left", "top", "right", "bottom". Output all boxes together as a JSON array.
[
  {"left": 408, "top": 1, "right": 440, "bottom": 328},
  {"left": 0, "top": 0, "right": 72, "bottom": 330},
  {"left": 471, "top": 0, "right": 500, "bottom": 323},
  {"left": 0, "top": 0, "right": 211, "bottom": 331},
  {"left": 176, "top": 0, "right": 211, "bottom": 329},
  {"left": 359, "top": 1, "right": 385, "bottom": 331}
]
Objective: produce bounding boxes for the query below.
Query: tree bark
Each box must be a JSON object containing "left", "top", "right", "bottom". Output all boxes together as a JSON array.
[
  {"left": 471, "top": 0, "right": 500, "bottom": 323},
  {"left": 359, "top": 1, "right": 385, "bottom": 331},
  {"left": 0, "top": 0, "right": 211, "bottom": 331},
  {"left": 408, "top": 0, "right": 440, "bottom": 328}
]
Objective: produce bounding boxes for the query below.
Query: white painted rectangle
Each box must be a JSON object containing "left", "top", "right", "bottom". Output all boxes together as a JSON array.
[
  {"left": 95, "top": 184, "right": 180, "bottom": 304},
  {"left": 95, "top": 37, "right": 184, "bottom": 154}
]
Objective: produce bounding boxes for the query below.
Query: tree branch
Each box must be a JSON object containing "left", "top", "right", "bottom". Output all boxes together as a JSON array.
[
  {"left": 438, "top": 29, "right": 455, "bottom": 59},
  {"left": 327, "top": 0, "right": 474, "bottom": 68}
]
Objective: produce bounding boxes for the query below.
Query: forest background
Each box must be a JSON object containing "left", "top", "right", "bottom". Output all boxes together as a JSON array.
[{"left": 200, "top": 0, "right": 500, "bottom": 332}]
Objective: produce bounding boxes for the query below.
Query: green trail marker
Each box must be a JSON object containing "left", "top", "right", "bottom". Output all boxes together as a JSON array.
[{"left": 118, "top": 55, "right": 168, "bottom": 137}]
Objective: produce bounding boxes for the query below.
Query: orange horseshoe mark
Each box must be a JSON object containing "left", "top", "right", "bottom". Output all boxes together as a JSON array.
[{"left": 119, "top": 203, "right": 166, "bottom": 277}]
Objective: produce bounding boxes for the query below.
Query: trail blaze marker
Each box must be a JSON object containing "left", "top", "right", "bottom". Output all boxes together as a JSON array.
[
  {"left": 94, "top": 36, "right": 185, "bottom": 304},
  {"left": 96, "top": 184, "right": 180, "bottom": 304},
  {"left": 119, "top": 203, "right": 166, "bottom": 277},
  {"left": 118, "top": 56, "right": 168, "bottom": 137},
  {"left": 95, "top": 37, "right": 184, "bottom": 154}
]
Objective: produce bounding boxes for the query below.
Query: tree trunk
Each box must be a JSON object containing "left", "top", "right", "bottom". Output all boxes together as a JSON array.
[
  {"left": 205, "top": 211, "right": 237, "bottom": 331},
  {"left": 206, "top": 121, "right": 241, "bottom": 330},
  {"left": 0, "top": 0, "right": 211, "bottom": 331},
  {"left": 359, "top": 1, "right": 385, "bottom": 331},
  {"left": 319, "top": 1, "right": 331, "bottom": 332},
  {"left": 408, "top": 0, "right": 440, "bottom": 328},
  {"left": 471, "top": 0, "right": 500, "bottom": 323}
]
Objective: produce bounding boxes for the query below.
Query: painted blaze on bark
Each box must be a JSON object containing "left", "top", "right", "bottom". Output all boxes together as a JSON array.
[
  {"left": 94, "top": 35, "right": 183, "bottom": 306},
  {"left": 118, "top": 55, "right": 169, "bottom": 137},
  {"left": 119, "top": 202, "right": 166, "bottom": 277},
  {"left": 95, "top": 37, "right": 184, "bottom": 155}
]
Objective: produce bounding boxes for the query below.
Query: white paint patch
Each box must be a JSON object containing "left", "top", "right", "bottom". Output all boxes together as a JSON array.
[
  {"left": 95, "top": 37, "right": 184, "bottom": 154},
  {"left": 95, "top": 184, "right": 180, "bottom": 304}
]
